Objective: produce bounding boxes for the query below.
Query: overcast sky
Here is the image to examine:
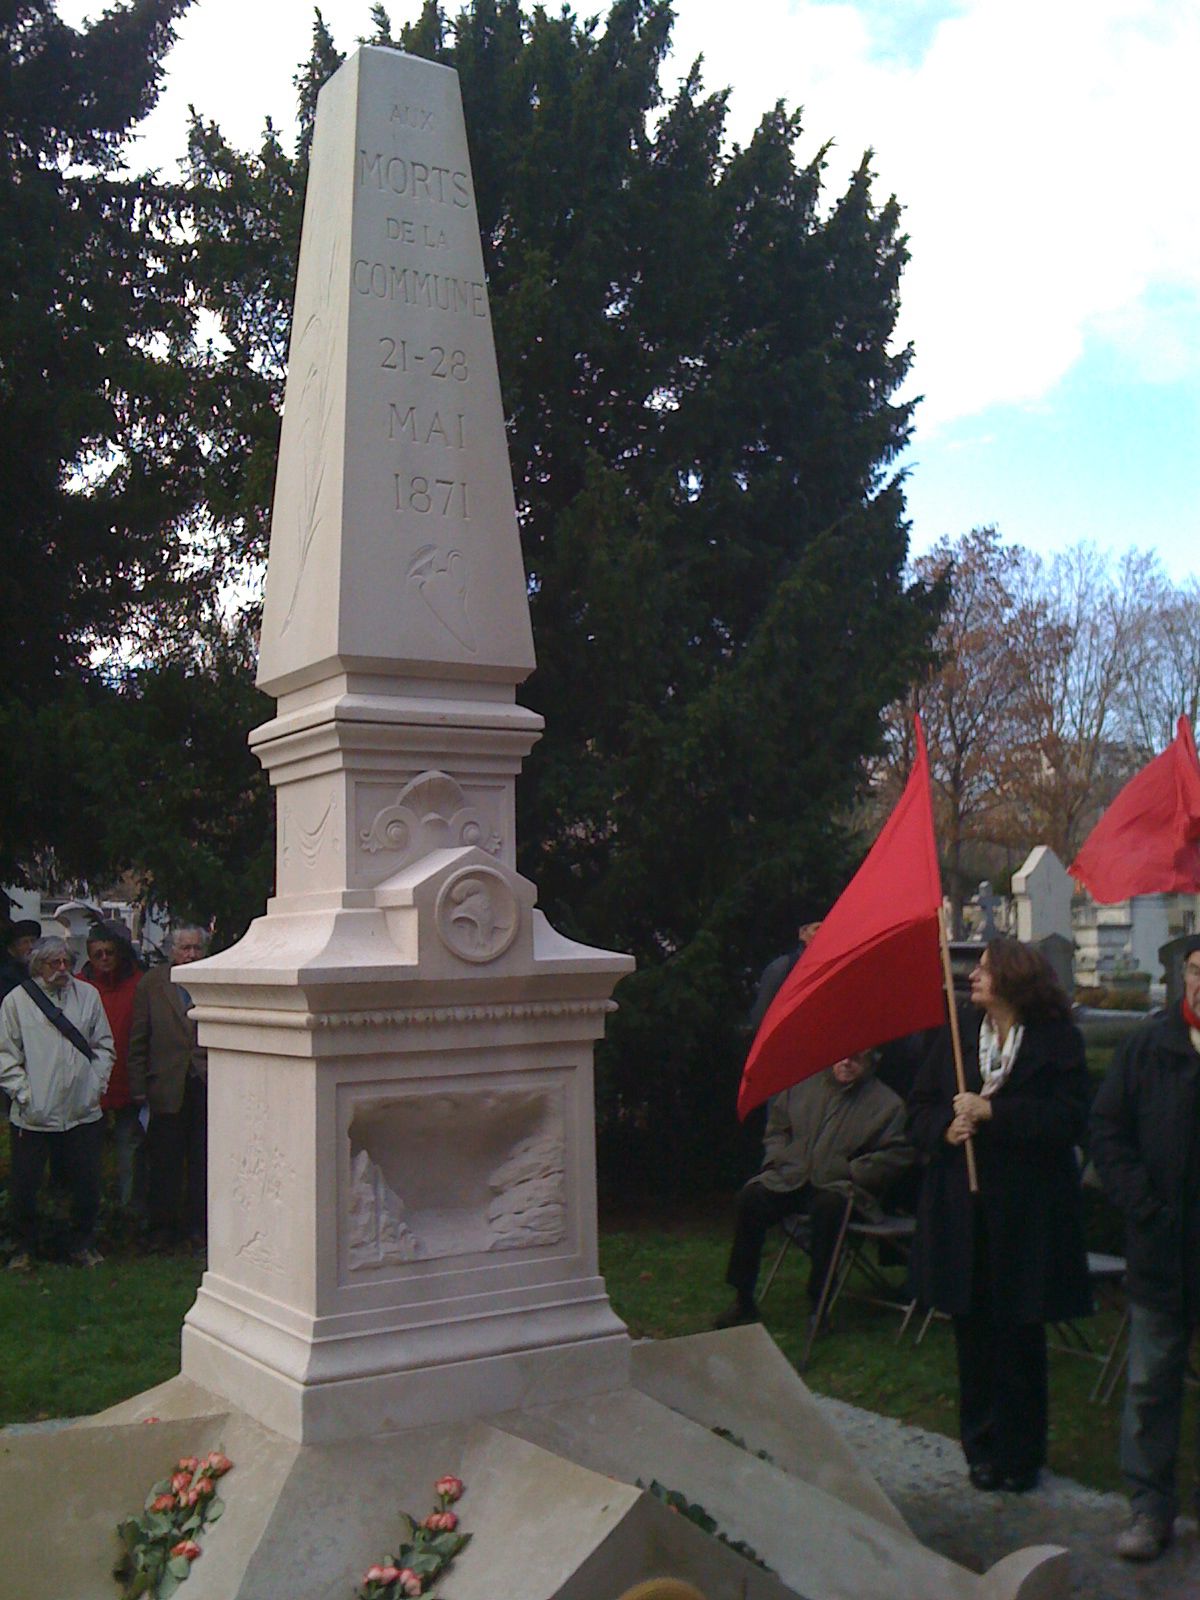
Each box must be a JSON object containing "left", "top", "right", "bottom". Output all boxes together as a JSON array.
[{"left": 61, "top": 0, "right": 1200, "bottom": 580}]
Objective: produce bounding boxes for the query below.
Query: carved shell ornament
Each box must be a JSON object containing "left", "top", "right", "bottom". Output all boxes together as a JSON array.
[
  {"left": 360, "top": 770, "right": 501, "bottom": 858},
  {"left": 434, "top": 866, "right": 518, "bottom": 963}
]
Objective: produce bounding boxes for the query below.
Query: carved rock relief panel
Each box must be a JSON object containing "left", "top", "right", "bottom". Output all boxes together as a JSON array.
[
  {"left": 343, "top": 1085, "right": 565, "bottom": 1271},
  {"left": 359, "top": 770, "right": 501, "bottom": 863}
]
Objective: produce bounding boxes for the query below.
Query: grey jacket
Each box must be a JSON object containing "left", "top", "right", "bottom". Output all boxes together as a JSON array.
[
  {"left": 0, "top": 978, "right": 114, "bottom": 1131},
  {"left": 754, "top": 1068, "right": 913, "bottom": 1221}
]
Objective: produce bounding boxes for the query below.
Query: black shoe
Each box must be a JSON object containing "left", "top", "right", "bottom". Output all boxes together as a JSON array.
[
  {"left": 1000, "top": 1468, "right": 1040, "bottom": 1494},
  {"left": 968, "top": 1462, "right": 1002, "bottom": 1491},
  {"left": 713, "top": 1300, "right": 760, "bottom": 1329}
]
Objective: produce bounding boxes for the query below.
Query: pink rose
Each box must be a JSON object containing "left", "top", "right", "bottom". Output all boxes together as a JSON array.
[
  {"left": 141, "top": 1416, "right": 160, "bottom": 1425},
  {"left": 433, "top": 1474, "right": 464, "bottom": 1502},
  {"left": 170, "top": 1540, "right": 202, "bottom": 1561},
  {"left": 150, "top": 1494, "right": 175, "bottom": 1513},
  {"left": 363, "top": 1567, "right": 386, "bottom": 1584},
  {"left": 170, "top": 1471, "right": 193, "bottom": 1494},
  {"left": 423, "top": 1510, "right": 457, "bottom": 1533},
  {"left": 190, "top": 1476, "right": 215, "bottom": 1497},
  {"left": 377, "top": 1568, "right": 401, "bottom": 1584},
  {"left": 177, "top": 1456, "right": 200, "bottom": 1472},
  {"left": 397, "top": 1571, "right": 423, "bottom": 1597},
  {"left": 202, "top": 1451, "right": 233, "bottom": 1476}
]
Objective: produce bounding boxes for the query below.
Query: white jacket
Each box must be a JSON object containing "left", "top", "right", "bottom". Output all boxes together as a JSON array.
[{"left": 0, "top": 978, "right": 115, "bottom": 1131}]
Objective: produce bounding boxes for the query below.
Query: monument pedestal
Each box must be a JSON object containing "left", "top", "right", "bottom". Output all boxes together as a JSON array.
[{"left": 178, "top": 841, "right": 631, "bottom": 1444}]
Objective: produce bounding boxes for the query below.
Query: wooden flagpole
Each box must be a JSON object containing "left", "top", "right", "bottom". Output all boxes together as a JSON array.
[{"left": 938, "top": 906, "right": 979, "bottom": 1195}]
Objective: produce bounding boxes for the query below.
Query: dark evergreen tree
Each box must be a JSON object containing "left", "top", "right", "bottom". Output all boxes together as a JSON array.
[{"left": 0, "top": 0, "right": 194, "bottom": 882}]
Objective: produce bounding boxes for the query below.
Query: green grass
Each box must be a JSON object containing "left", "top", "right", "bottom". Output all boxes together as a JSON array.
[{"left": 0, "top": 1250, "right": 202, "bottom": 1423}]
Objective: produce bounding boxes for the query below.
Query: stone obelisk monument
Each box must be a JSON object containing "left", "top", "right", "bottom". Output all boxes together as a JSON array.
[{"left": 177, "top": 44, "right": 632, "bottom": 1444}]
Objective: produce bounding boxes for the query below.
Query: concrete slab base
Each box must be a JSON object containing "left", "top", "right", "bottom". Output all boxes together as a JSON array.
[{"left": 0, "top": 1326, "right": 1067, "bottom": 1600}]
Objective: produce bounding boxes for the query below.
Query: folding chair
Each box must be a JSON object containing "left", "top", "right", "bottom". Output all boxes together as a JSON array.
[{"left": 760, "top": 1199, "right": 917, "bottom": 1372}]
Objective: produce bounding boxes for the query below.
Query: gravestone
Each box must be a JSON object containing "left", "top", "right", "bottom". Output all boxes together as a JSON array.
[
  {"left": 1012, "top": 846, "right": 1073, "bottom": 945},
  {"left": 1034, "top": 932, "right": 1074, "bottom": 997},
  {"left": 975, "top": 880, "right": 998, "bottom": 939}
]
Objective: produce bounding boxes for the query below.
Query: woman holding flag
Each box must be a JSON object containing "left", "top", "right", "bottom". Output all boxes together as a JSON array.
[{"left": 907, "top": 937, "right": 1091, "bottom": 1493}]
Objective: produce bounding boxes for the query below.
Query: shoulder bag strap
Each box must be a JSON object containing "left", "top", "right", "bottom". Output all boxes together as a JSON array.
[{"left": 19, "top": 978, "right": 96, "bottom": 1062}]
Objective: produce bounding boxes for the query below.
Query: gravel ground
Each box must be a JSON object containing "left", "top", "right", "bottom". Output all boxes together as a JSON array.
[{"left": 816, "top": 1394, "right": 1199, "bottom": 1599}]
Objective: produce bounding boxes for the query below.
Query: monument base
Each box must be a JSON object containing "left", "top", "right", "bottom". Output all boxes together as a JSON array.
[
  {"left": 0, "top": 1326, "right": 1068, "bottom": 1600},
  {"left": 180, "top": 1300, "right": 631, "bottom": 1442}
]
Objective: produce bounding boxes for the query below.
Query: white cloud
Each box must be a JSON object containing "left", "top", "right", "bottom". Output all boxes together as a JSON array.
[{"left": 670, "top": 0, "right": 1200, "bottom": 431}]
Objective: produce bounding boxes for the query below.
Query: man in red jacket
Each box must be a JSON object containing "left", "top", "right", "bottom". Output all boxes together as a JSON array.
[{"left": 80, "top": 922, "right": 144, "bottom": 1214}]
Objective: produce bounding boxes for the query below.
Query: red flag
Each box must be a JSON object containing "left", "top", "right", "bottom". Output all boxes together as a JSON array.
[
  {"left": 737, "top": 717, "right": 946, "bottom": 1119},
  {"left": 1069, "top": 716, "right": 1200, "bottom": 903}
]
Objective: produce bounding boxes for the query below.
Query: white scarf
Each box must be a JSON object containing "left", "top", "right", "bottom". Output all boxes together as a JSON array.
[{"left": 978, "top": 1015, "right": 1024, "bottom": 1097}]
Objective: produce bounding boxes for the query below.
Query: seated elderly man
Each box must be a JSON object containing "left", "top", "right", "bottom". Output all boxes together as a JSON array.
[
  {"left": 0, "top": 936, "right": 115, "bottom": 1270},
  {"left": 715, "top": 1051, "right": 913, "bottom": 1327}
]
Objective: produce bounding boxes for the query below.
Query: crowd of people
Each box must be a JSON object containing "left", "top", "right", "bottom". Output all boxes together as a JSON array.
[
  {"left": 716, "top": 925, "right": 1200, "bottom": 1566},
  {"left": 0, "top": 916, "right": 210, "bottom": 1270}
]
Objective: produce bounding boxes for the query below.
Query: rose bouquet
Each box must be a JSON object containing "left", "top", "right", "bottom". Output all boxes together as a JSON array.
[
  {"left": 358, "top": 1477, "right": 470, "bottom": 1598},
  {"left": 114, "top": 1450, "right": 232, "bottom": 1598}
]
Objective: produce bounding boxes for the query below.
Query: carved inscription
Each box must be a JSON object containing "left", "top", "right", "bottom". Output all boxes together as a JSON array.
[
  {"left": 354, "top": 262, "right": 486, "bottom": 315},
  {"left": 359, "top": 151, "right": 468, "bottom": 204},
  {"left": 358, "top": 98, "right": 487, "bottom": 621}
]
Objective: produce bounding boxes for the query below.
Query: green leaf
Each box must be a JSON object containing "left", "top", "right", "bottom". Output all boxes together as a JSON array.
[
  {"left": 159, "top": 1570, "right": 182, "bottom": 1600},
  {"left": 394, "top": 1512, "right": 416, "bottom": 1547},
  {"left": 430, "top": 1532, "right": 468, "bottom": 1559},
  {"left": 207, "top": 1497, "right": 225, "bottom": 1522},
  {"left": 167, "top": 1556, "right": 193, "bottom": 1579}
]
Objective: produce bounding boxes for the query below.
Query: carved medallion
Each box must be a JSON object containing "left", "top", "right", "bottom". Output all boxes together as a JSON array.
[{"left": 434, "top": 866, "right": 518, "bottom": 963}]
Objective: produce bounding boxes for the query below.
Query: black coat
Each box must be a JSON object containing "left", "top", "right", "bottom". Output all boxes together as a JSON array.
[
  {"left": 1090, "top": 1004, "right": 1200, "bottom": 1317},
  {"left": 907, "top": 1010, "right": 1092, "bottom": 1323}
]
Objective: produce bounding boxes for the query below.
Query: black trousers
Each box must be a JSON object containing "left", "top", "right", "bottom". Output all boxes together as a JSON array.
[
  {"left": 9, "top": 1119, "right": 104, "bottom": 1255},
  {"left": 145, "top": 1075, "right": 207, "bottom": 1242},
  {"left": 725, "top": 1180, "right": 849, "bottom": 1306},
  {"left": 953, "top": 1212, "right": 1048, "bottom": 1476}
]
